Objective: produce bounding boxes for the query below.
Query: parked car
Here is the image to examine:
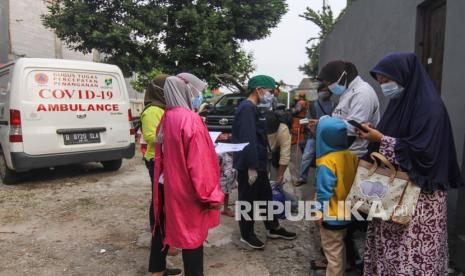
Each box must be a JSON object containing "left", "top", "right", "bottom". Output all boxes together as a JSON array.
[
  {"left": 199, "top": 74, "right": 247, "bottom": 142},
  {"left": 200, "top": 93, "right": 246, "bottom": 141},
  {"left": 0, "top": 58, "right": 135, "bottom": 184}
]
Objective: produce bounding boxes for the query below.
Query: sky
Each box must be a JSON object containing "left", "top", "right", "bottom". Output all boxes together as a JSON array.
[{"left": 242, "top": 0, "right": 346, "bottom": 86}]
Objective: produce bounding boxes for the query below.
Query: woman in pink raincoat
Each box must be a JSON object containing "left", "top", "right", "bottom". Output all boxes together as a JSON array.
[{"left": 152, "top": 73, "right": 224, "bottom": 276}]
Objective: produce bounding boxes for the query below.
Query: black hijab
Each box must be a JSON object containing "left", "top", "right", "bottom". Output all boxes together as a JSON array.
[
  {"left": 143, "top": 74, "right": 169, "bottom": 111},
  {"left": 368, "top": 52, "right": 463, "bottom": 191}
]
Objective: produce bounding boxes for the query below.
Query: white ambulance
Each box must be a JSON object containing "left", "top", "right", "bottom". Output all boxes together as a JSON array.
[{"left": 0, "top": 58, "right": 135, "bottom": 184}]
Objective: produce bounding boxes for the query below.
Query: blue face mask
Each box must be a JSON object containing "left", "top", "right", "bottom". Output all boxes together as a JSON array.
[
  {"left": 380, "top": 81, "right": 404, "bottom": 99},
  {"left": 258, "top": 90, "right": 272, "bottom": 103},
  {"left": 328, "top": 71, "right": 347, "bottom": 96},
  {"left": 258, "top": 90, "right": 273, "bottom": 110},
  {"left": 192, "top": 95, "right": 203, "bottom": 110}
]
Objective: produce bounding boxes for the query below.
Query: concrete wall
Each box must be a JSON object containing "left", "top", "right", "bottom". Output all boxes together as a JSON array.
[
  {"left": 442, "top": 0, "right": 465, "bottom": 171},
  {"left": 319, "top": 0, "right": 465, "bottom": 269},
  {"left": 6, "top": 0, "right": 92, "bottom": 61},
  {"left": 319, "top": 0, "right": 423, "bottom": 111},
  {"left": 0, "top": 0, "right": 10, "bottom": 63},
  {"left": 9, "top": 0, "right": 56, "bottom": 59},
  {"left": 441, "top": 0, "right": 465, "bottom": 265}
]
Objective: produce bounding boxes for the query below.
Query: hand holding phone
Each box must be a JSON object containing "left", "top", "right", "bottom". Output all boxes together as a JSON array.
[{"left": 348, "top": 120, "right": 369, "bottom": 133}]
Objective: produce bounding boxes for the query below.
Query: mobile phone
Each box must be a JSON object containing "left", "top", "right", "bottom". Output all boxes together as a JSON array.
[{"left": 348, "top": 120, "right": 369, "bottom": 133}]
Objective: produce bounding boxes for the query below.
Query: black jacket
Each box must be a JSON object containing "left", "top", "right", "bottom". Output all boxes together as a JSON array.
[{"left": 232, "top": 100, "right": 268, "bottom": 171}]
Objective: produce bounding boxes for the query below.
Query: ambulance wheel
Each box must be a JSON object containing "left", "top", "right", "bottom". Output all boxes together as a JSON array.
[
  {"left": 0, "top": 151, "right": 20, "bottom": 185},
  {"left": 101, "top": 159, "right": 122, "bottom": 171}
]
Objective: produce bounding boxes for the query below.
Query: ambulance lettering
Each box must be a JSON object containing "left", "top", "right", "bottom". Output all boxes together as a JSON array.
[
  {"left": 38, "top": 89, "right": 100, "bottom": 100},
  {"left": 36, "top": 104, "right": 119, "bottom": 112}
]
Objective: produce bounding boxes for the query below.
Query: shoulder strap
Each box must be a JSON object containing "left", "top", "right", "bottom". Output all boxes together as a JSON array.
[
  {"left": 308, "top": 102, "right": 317, "bottom": 118},
  {"left": 316, "top": 100, "right": 329, "bottom": 116}
]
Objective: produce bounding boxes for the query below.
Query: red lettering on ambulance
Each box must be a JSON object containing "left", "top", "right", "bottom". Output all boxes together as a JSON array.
[
  {"left": 38, "top": 89, "right": 51, "bottom": 99},
  {"left": 49, "top": 104, "right": 59, "bottom": 111},
  {"left": 53, "top": 90, "right": 66, "bottom": 99},
  {"left": 85, "top": 90, "right": 95, "bottom": 99},
  {"left": 63, "top": 89, "right": 75, "bottom": 99},
  {"left": 70, "top": 104, "right": 78, "bottom": 112},
  {"left": 37, "top": 104, "right": 46, "bottom": 112}
]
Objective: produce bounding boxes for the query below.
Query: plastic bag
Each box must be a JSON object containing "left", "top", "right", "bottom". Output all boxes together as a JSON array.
[{"left": 271, "top": 181, "right": 286, "bottom": 219}]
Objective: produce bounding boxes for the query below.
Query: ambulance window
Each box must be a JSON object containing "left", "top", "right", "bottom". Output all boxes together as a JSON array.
[{"left": 0, "top": 71, "right": 10, "bottom": 93}]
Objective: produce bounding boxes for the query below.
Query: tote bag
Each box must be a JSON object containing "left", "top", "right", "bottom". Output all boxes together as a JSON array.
[{"left": 346, "top": 152, "right": 421, "bottom": 224}]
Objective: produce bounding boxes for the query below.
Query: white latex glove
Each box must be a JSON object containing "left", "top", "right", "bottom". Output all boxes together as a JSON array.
[{"left": 248, "top": 169, "right": 258, "bottom": 185}]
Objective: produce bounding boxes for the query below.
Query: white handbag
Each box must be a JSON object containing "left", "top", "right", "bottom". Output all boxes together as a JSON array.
[{"left": 346, "top": 152, "right": 421, "bottom": 224}]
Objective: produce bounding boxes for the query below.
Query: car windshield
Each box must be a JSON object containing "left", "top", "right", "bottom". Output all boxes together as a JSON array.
[{"left": 214, "top": 95, "right": 244, "bottom": 112}]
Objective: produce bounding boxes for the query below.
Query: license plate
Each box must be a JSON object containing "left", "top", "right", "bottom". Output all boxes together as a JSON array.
[{"left": 63, "top": 132, "right": 101, "bottom": 145}]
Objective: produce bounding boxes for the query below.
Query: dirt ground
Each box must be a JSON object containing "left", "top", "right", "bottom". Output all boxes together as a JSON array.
[{"left": 0, "top": 149, "right": 340, "bottom": 276}]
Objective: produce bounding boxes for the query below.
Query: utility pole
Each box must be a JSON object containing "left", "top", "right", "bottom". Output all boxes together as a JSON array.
[{"left": 323, "top": 0, "right": 326, "bottom": 8}]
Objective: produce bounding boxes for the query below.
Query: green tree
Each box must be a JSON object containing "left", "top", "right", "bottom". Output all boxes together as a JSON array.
[
  {"left": 130, "top": 69, "right": 163, "bottom": 93},
  {"left": 299, "top": 2, "right": 349, "bottom": 78},
  {"left": 42, "top": 0, "right": 287, "bottom": 85}
]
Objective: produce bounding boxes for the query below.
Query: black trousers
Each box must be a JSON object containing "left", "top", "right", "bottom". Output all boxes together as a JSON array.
[
  {"left": 145, "top": 159, "right": 155, "bottom": 185},
  {"left": 237, "top": 169, "right": 280, "bottom": 239},
  {"left": 146, "top": 161, "right": 204, "bottom": 275},
  {"left": 344, "top": 220, "right": 367, "bottom": 265}
]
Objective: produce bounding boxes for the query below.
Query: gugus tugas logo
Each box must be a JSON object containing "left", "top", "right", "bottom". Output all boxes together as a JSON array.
[
  {"left": 34, "top": 73, "right": 49, "bottom": 85},
  {"left": 104, "top": 78, "right": 112, "bottom": 87}
]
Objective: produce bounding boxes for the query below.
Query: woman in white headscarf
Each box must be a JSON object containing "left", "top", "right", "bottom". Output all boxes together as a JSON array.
[{"left": 151, "top": 73, "right": 224, "bottom": 276}]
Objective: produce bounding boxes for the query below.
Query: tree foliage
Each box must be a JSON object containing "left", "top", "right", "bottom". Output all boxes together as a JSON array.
[
  {"left": 42, "top": 0, "right": 287, "bottom": 85},
  {"left": 299, "top": 3, "right": 349, "bottom": 78},
  {"left": 301, "top": 5, "right": 335, "bottom": 41},
  {"left": 130, "top": 69, "right": 163, "bottom": 93}
]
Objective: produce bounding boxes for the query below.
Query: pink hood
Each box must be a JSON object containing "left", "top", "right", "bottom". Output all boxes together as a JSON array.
[{"left": 153, "top": 107, "right": 224, "bottom": 249}]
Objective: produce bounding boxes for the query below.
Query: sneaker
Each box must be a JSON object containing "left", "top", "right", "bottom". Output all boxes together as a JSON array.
[
  {"left": 240, "top": 235, "right": 265, "bottom": 249},
  {"left": 163, "top": 268, "right": 183, "bottom": 276},
  {"left": 267, "top": 227, "right": 297, "bottom": 240}
]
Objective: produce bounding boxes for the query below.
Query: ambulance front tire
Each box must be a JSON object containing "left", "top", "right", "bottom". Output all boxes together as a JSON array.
[
  {"left": 101, "top": 159, "right": 122, "bottom": 171},
  {"left": 0, "top": 152, "right": 20, "bottom": 185}
]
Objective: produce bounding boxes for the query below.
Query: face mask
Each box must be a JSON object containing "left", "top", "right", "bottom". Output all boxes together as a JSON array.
[
  {"left": 192, "top": 95, "right": 203, "bottom": 110},
  {"left": 258, "top": 90, "right": 272, "bottom": 110},
  {"left": 259, "top": 90, "right": 272, "bottom": 103},
  {"left": 318, "top": 91, "right": 331, "bottom": 100},
  {"left": 380, "top": 81, "right": 404, "bottom": 99},
  {"left": 328, "top": 71, "right": 347, "bottom": 96}
]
